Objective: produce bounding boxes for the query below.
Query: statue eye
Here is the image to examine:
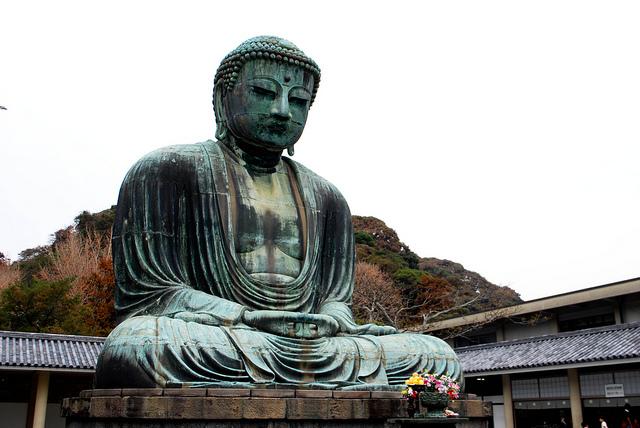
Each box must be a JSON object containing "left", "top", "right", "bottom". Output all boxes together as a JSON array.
[
  {"left": 289, "top": 96, "right": 308, "bottom": 107},
  {"left": 251, "top": 86, "right": 276, "bottom": 99}
]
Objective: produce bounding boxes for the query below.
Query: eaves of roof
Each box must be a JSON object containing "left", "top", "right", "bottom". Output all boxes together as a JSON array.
[
  {"left": 0, "top": 330, "right": 105, "bottom": 372},
  {"left": 456, "top": 322, "right": 640, "bottom": 376},
  {"left": 424, "top": 277, "right": 640, "bottom": 332}
]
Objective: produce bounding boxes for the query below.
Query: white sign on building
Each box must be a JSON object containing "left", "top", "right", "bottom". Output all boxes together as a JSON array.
[{"left": 604, "top": 384, "right": 625, "bottom": 398}]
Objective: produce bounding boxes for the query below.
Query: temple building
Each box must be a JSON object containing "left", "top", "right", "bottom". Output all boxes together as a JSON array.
[
  {"left": 0, "top": 332, "right": 98, "bottom": 427},
  {"left": 426, "top": 277, "right": 640, "bottom": 428},
  {"left": 1, "top": 277, "right": 639, "bottom": 428}
]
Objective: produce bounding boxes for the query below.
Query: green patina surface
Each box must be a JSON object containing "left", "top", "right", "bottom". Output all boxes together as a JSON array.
[{"left": 95, "top": 36, "right": 461, "bottom": 389}]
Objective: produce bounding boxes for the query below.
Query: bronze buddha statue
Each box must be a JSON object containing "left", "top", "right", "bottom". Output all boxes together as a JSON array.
[{"left": 95, "top": 36, "right": 462, "bottom": 389}]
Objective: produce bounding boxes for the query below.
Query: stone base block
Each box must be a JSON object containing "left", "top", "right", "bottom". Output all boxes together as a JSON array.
[{"left": 62, "top": 389, "right": 491, "bottom": 428}]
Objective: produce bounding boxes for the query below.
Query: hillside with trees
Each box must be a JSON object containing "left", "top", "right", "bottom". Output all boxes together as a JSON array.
[
  {"left": 352, "top": 216, "right": 522, "bottom": 330},
  {"left": 0, "top": 209, "right": 522, "bottom": 336},
  {"left": 0, "top": 208, "right": 115, "bottom": 336}
]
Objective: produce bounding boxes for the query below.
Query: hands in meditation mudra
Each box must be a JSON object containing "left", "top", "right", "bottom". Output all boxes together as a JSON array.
[{"left": 95, "top": 36, "right": 461, "bottom": 389}]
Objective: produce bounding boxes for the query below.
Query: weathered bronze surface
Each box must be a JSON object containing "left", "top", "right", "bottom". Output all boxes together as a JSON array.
[{"left": 95, "top": 36, "right": 462, "bottom": 389}]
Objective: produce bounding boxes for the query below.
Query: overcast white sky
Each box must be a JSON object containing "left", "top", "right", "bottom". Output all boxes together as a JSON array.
[{"left": 1, "top": 1, "right": 639, "bottom": 300}]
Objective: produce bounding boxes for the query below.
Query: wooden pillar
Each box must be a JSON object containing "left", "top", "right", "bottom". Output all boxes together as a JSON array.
[
  {"left": 27, "top": 371, "right": 50, "bottom": 428},
  {"left": 502, "top": 374, "right": 515, "bottom": 428},
  {"left": 568, "top": 368, "right": 583, "bottom": 428}
]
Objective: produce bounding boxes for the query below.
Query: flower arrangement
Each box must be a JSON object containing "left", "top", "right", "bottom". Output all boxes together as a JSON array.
[
  {"left": 401, "top": 371, "right": 461, "bottom": 418},
  {"left": 402, "top": 372, "right": 461, "bottom": 400}
]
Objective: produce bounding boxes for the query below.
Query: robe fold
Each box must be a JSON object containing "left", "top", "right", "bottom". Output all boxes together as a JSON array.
[{"left": 95, "top": 140, "right": 462, "bottom": 388}]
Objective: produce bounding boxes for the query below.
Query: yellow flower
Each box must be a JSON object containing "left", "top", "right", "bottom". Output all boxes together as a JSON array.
[{"left": 405, "top": 373, "right": 426, "bottom": 385}]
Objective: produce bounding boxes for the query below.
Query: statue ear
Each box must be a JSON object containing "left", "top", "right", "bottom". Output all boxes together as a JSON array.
[{"left": 213, "top": 82, "right": 228, "bottom": 140}]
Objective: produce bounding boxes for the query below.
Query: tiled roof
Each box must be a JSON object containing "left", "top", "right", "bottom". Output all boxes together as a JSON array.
[
  {"left": 456, "top": 322, "right": 640, "bottom": 375},
  {"left": 0, "top": 330, "right": 105, "bottom": 370}
]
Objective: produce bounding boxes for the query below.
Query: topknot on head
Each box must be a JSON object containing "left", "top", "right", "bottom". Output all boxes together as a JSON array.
[{"left": 214, "top": 36, "right": 321, "bottom": 106}]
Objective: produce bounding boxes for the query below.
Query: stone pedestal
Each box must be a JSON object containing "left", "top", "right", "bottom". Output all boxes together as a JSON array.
[{"left": 62, "top": 389, "right": 491, "bottom": 428}]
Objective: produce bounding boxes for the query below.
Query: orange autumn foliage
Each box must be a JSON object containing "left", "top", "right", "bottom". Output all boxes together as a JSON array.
[
  {"left": 0, "top": 260, "right": 20, "bottom": 291},
  {"left": 38, "top": 231, "right": 116, "bottom": 336},
  {"left": 77, "top": 256, "right": 116, "bottom": 336},
  {"left": 353, "top": 261, "right": 404, "bottom": 325}
]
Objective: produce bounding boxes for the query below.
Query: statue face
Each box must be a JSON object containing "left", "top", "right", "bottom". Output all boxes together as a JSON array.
[{"left": 224, "top": 59, "right": 314, "bottom": 152}]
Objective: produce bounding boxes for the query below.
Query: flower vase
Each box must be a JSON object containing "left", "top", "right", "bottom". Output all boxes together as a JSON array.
[
  {"left": 419, "top": 391, "right": 449, "bottom": 418},
  {"left": 406, "top": 385, "right": 424, "bottom": 417}
]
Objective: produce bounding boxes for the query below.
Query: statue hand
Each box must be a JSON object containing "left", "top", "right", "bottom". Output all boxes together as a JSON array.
[
  {"left": 339, "top": 322, "right": 397, "bottom": 336},
  {"left": 242, "top": 310, "right": 339, "bottom": 339},
  {"left": 173, "top": 311, "right": 220, "bottom": 325},
  {"left": 360, "top": 324, "right": 397, "bottom": 335}
]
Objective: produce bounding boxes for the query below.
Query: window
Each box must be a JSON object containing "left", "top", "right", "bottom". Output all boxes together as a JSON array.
[
  {"left": 453, "top": 331, "right": 497, "bottom": 348},
  {"left": 558, "top": 312, "right": 615, "bottom": 333},
  {"left": 580, "top": 372, "right": 614, "bottom": 397},
  {"left": 512, "top": 375, "right": 570, "bottom": 400},
  {"left": 539, "top": 376, "right": 570, "bottom": 398},
  {"left": 512, "top": 379, "right": 540, "bottom": 399},
  {"left": 614, "top": 370, "right": 640, "bottom": 395}
]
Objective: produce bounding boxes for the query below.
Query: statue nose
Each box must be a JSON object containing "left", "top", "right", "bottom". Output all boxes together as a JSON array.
[{"left": 271, "top": 95, "right": 291, "bottom": 120}]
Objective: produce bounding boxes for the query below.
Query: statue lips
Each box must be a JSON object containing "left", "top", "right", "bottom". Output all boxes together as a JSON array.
[
  {"left": 265, "top": 118, "right": 306, "bottom": 136},
  {"left": 267, "top": 121, "right": 288, "bottom": 134},
  {"left": 234, "top": 113, "right": 298, "bottom": 140}
]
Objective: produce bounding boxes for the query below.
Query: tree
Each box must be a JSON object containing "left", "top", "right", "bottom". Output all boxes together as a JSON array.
[
  {"left": 412, "top": 274, "right": 474, "bottom": 326},
  {"left": 352, "top": 262, "right": 404, "bottom": 325},
  {"left": 352, "top": 216, "right": 420, "bottom": 270},
  {"left": 393, "top": 273, "right": 472, "bottom": 329},
  {"left": 0, "top": 252, "right": 20, "bottom": 291},
  {"left": 39, "top": 230, "right": 110, "bottom": 297},
  {"left": 353, "top": 261, "right": 494, "bottom": 331},
  {"left": 38, "top": 228, "right": 116, "bottom": 335},
  {"left": 74, "top": 257, "right": 116, "bottom": 336},
  {"left": 352, "top": 216, "right": 523, "bottom": 327},
  {"left": 423, "top": 305, "right": 519, "bottom": 340},
  {"left": 3, "top": 215, "right": 116, "bottom": 336},
  {"left": 74, "top": 206, "right": 116, "bottom": 237},
  {"left": 0, "top": 279, "right": 92, "bottom": 335},
  {"left": 419, "top": 257, "right": 522, "bottom": 313},
  {"left": 16, "top": 245, "right": 52, "bottom": 284},
  {"left": 51, "top": 225, "right": 74, "bottom": 250}
]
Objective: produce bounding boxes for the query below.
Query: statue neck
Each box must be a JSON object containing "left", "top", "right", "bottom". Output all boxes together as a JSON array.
[{"left": 223, "top": 137, "right": 283, "bottom": 172}]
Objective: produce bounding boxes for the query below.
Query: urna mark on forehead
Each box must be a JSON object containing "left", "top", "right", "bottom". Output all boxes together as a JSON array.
[{"left": 239, "top": 59, "right": 315, "bottom": 92}]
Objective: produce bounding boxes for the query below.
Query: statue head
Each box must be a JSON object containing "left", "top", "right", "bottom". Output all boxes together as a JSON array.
[{"left": 213, "top": 36, "right": 321, "bottom": 156}]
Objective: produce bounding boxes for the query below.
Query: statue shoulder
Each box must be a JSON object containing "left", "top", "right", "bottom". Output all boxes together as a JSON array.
[{"left": 123, "top": 141, "right": 214, "bottom": 182}]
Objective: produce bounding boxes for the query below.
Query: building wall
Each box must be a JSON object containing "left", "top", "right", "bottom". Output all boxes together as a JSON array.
[
  {"left": 46, "top": 402, "right": 66, "bottom": 428},
  {"left": 466, "top": 365, "right": 640, "bottom": 428},
  {"left": 0, "top": 369, "right": 93, "bottom": 428},
  {"left": 503, "top": 318, "right": 557, "bottom": 341},
  {"left": 0, "top": 402, "right": 27, "bottom": 428}
]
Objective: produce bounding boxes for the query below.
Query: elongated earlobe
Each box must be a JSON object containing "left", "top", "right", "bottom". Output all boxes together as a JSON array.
[
  {"left": 215, "top": 121, "right": 228, "bottom": 140},
  {"left": 213, "top": 83, "right": 228, "bottom": 140},
  {"left": 287, "top": 145, "right": 295, "bottom": 156}
]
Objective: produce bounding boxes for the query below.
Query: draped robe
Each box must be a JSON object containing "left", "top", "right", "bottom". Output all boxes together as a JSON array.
[{"left": 95, "top": 140, "right": 462, "bottom": 388}]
